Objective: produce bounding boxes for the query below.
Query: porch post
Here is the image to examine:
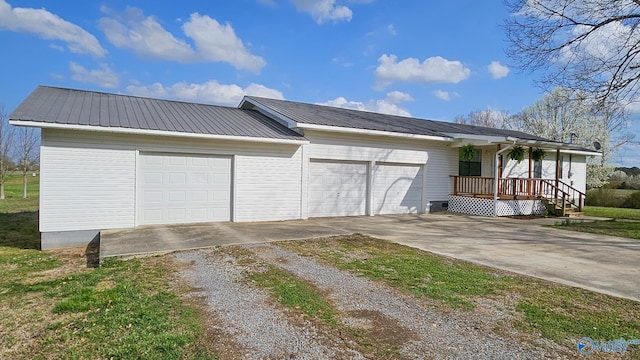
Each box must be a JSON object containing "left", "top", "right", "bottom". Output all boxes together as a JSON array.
[
  {"left": 555, "top": 149, "right": 560, "bottom": 199},
  {"left": 528, "top": 147, "right": 533, "bottom": 196},
  {"left": 494, "top": 142, "right": 515, "bottom": 217},
  {"left": 496, "top": 144, "right": 502, "bottom": 194}
]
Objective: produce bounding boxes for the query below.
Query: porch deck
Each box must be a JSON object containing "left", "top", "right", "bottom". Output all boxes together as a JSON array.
[{"left": 448, "top": 176, "right": 585, "bottom": 217}]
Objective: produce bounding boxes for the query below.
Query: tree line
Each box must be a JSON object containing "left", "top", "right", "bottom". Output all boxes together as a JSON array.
[{"left": 0, "top": 105, "right": 39, "bottom": 200}]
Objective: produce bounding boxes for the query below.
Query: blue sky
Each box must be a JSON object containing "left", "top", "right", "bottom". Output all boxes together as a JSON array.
[{"left": 0, "top": 0, "right": 638, "bottom": 166}]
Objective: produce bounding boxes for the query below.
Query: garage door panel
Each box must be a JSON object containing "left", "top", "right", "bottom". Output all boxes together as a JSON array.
[
  {"left": 374, "top": 164, "right": 423, "bottom": 215},
  {"left": 138, "top": 153, "right": 231, "bottom": 225},
  {"left": 309, "top": 160, "right": 367, "bottom": 217}
]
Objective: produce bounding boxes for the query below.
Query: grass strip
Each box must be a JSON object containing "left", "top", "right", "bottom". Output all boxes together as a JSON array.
[
  {"left": 583, "top": 206, "right": 640, "bottom": 220},
  {"left": 281, "top": 234, "right": 518, "bottom": 311},
  {"left": 553, "top": 218, "right": 640, "bottom": 240},
  {"left": 248, "top": 264, "right": 339, "bottom": 327}
]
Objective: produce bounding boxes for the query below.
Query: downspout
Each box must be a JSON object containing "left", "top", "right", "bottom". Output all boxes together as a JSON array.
[{"left": 493, "top": 140, "right": 517, "bottom": 217}]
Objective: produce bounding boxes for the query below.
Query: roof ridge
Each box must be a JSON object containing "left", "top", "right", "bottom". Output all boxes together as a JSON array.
[{"left": 38, "top": 85, "right": 243, "bottom": 110}]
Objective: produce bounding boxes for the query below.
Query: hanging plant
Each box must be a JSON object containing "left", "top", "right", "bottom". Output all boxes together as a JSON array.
[
  {"left": 531, "top": 148, "right": 546, "bottom": 162},
  {"left": 460, "top": 144, "right": 476, "bottom": 162},
  {"left": 507, "top": 145, "right": 526, "bottom": 163}
]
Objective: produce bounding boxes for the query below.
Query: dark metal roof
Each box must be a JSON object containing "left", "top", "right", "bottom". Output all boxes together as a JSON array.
[
  {"left": 243, "top": 96, "right": 557, "bottom": 143},
  {"left": 243, "top": 96, "right": 449, "bottom": 138},
  {"left": 10, "top": 86, "right": 306, "bottom": 141}
]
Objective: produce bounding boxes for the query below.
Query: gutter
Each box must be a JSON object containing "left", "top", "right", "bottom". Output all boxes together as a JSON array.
[{"left": 9, "top": 120, "right": 310, "bottom": 146}]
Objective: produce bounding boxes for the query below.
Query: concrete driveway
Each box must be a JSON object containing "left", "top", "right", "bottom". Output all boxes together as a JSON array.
[{"left": 101, "top": 213, "right": 640, "bottom": 301}]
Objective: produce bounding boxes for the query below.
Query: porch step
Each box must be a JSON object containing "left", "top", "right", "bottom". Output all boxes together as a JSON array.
[{"left": 564, "top": 211, "right": 583, "bottom": 218}]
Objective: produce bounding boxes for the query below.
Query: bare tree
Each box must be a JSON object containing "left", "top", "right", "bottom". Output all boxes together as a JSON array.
[
  {"left": 16, "top": 127, "right": 39, "bottom": 199},
  {"left": 505, "top": 0, "right": 640, "bottom": 107},
  {"left": 516, "top": 87, "right": 634, "bottom": 186},
  {"left": 454, "top": 108, "right": 517, "bottom": 129},
  {"left": 0, "top": 105, "right": 14, "bottom": 200}
]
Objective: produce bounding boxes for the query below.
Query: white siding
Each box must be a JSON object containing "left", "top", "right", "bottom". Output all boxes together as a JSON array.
[
  {"left": 424, "top": 142, "right": 459, "bottom": 206},
  {"left": 495, "top": 149, "right": 587, "bottom": 193},
  {"left": 40, "top": 142, "right": 136, "bottom": 232},
  {"left": 41, "top": 129, "right": 303, "bottom": 232}
]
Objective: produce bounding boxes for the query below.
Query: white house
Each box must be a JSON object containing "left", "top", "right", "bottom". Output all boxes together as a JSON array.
[{"left": 9, "top": 86, "right": 600, "bottom": 249}]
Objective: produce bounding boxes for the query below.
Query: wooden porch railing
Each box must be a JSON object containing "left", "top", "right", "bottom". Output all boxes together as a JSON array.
[{"left": 450, "top": 176, "right": 585, "bottom": 212}]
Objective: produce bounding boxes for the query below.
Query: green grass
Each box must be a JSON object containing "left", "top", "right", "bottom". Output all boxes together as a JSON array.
[
  {"left": 0, "top": 252, "right": 214, "bottom": 359},
  {"left": 280, "top": 235, "right": 640, "bottom": 354},
  {"left": 0, "top": 175, "right": 216, "bottom": 359},
  {"left": 281, "top": 235, "right": 517, "bottom": 311},
  {"left": 553, "top": 218, "right": 640, "bottom": 240},
  {"left": 249, "top": 265, "right": 339, "bottom": 327},
  {"left": 0, "top": 174, "right": 40, "bottom": 249},
  {"left": 0, "top": 173, "right": 39, "bottom": 213},
  {"left": 583, "top": 206, "right": 640, "bottom": 220}
]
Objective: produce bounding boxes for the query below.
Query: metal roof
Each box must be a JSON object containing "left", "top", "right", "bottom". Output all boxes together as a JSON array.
[
  {"left": 242, "top": 96, "right": 558, "bottom": 143},
  {"left": 10, "top": 86, "right": 306, "bottom": 141}
]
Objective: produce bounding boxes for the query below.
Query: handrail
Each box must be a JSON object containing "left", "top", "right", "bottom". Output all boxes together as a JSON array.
[{"left": 450, "top": 176, "right": 584, "bottom": 212}]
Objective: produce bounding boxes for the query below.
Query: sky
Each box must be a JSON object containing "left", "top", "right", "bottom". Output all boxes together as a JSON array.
[{"left": 0, "top": 0, "right": 638, "bottom": 167}]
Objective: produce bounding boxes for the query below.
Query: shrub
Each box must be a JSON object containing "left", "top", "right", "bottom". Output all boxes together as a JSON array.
[
  {"left": 585, "top": 188, "right": 624, "bottom": 208},
  {"left": 621, "top": 191, "right": 640, "bottom": 209}
]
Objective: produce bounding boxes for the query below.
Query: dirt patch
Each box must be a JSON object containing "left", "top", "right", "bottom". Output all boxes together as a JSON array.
[{"left": 345, "top": 309, "right": 418, "bottom": 349}]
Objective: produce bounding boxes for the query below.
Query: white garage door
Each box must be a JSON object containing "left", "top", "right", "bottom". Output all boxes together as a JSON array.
[
  {"left": 309, "top": 160, "right": 367, "bottom": 217},
  {"left": 138, "top": 153, "right": 231, "bottom": 225},
  {"left": 373, "top": 163, "right": 423, "bottom": 215}
]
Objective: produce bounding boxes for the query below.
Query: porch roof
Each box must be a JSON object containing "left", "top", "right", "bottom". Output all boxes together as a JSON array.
[{"left": 446, "top": 133, "right": 601, "bottom": 155}]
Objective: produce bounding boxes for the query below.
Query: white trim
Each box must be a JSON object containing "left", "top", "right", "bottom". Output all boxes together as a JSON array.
[
  {"left": 447, "top": 134, "right": 506, "bottom": 144},
  {"left": 296, "top": 123, "right": 452, "bottom": 142},
  {"left": 421, "top": 162, "right": 428, "bottom": 214},
  {"left": 134, "top": 149, "right": 140, "bottom": 226},
  {"left": 9, "top": 120, "right": 309, "bottom": 145},
  {"left": 560, "top": 149, "right": 602, "bottom": 156},
  {"left": 367, "top": 161, "right": 375, "bottom": 216},
  {"left": 231, "top": 155, "right": 237, "bottom": 222}
]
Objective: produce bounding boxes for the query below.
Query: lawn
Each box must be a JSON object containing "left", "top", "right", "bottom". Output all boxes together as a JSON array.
[
  {"left": 0, "top": 174, "right": 216, "bottom": 359},
  {"left": 583, "top": 206, "right": 640, "bottom": 220},
  {"left": 279, "top": 235, "right": 640, "bottom": 357},
  {"left": 552, "top": 206, "right": 640, "bottom": 240}
]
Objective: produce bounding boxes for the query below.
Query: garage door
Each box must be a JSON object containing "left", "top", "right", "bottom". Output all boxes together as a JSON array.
[
  {"left": 138, "top": 153, "right": 231, "bottom": 225},
  {"left": 373, "top": 163, "right": 423, "bottom": 215},
  {"left": 309, "top": 160, "right": 367, "bottom": 217}
]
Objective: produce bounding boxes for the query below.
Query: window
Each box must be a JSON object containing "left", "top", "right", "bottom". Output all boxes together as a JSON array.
[
  {"left": 459, "top": 148, "right": 482, "bottom": 176},
  {"left": 534, "top": 160, "right": 542, "bottom": 178}
]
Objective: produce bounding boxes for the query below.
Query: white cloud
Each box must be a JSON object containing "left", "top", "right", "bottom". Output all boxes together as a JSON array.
[
  {"left": 99, "top": 7, "right": 265, "bottom": 72},
  {"left": 385, "top": 90, "right": 413, "bottom": 103},
  {"left": 487, "top": 61, "right": 510, "bottom": 79},
  {"left": 126, "top": 80, "right": 283, "bottom": 106},
  {"left": 69, "top": 62, "right": 119, "bottom": 88},
  {"left": 290, "top": 0, "right": 353, "bottom": 23},
  {"left": 183, "top": 13, "right": 266, "bottom": 72},
  {"left": 434, "top": 90, "right": 451, "bottom": 101},
  {"left": 0, "top": 0, "right": 106, "bottom": 57},
  {"left": 375, "top": 54, "right": 471, "bottom": 88},
  {"left": 387, "top": 24, "right": 397, "bottom": 35},
  {"left": 318, "top": 91, "right": 413, "bottom": 117}
]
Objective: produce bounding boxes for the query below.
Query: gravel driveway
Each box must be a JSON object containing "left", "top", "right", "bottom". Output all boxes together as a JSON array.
[{"left": 174, "top": 242, "right": 570, "bottom": 359}]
